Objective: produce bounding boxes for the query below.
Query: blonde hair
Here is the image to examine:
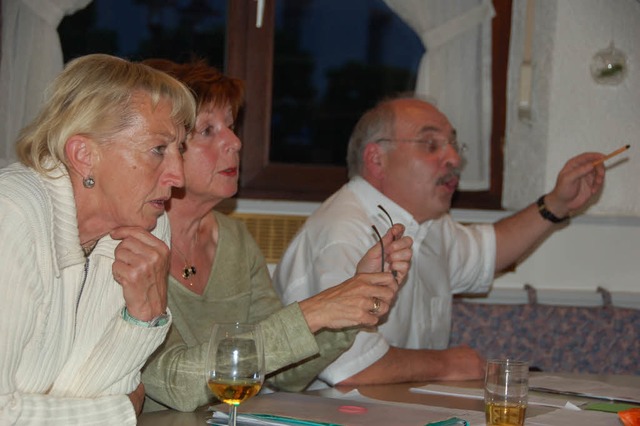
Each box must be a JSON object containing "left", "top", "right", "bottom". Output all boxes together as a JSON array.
[{"left": 16, "top": 53, "right": 196, "bottom": 175}]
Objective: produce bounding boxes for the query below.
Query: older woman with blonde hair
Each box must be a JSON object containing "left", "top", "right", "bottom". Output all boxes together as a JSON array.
[
  {"left": 141, "top": 58, "right": 412, "bottom": 412},
  {"left": 0, "top": 53, "right": 195, "bottom": 424}
]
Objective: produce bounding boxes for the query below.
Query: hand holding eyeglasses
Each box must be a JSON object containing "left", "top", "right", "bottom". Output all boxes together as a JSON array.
[
  {"left": 297, "top": 208, "right": 412, "bottom": 332},
  {"left": 298, "top": 271, "right": 400, "bottom": 331},
  {"left": 357, "top": 216, "right": 413, "bottom": 285}
]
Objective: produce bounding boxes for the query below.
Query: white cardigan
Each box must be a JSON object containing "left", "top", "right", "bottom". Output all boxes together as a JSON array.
[{"left": 0, "top": 163, "right": 171, "bottom": 425}]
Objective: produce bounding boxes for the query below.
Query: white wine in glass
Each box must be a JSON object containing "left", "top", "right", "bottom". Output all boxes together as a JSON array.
[{"left": 205, "top": 323, "right": 264, "bottom": 426}]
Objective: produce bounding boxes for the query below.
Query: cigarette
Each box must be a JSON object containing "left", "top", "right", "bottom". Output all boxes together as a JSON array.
[{"left": 592, "top": 144, "right": 630, "bottom": 167}]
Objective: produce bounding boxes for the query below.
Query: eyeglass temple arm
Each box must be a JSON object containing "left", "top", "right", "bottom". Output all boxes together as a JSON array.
[
  {"left": 375, "top": 206, "right": 399, "bottom": 279},
  {"left": 371, "top": 225, "right": 385, "bottom": 273},
  {"left": 377, "top": 205, "right": 394, "bottom": 228}
]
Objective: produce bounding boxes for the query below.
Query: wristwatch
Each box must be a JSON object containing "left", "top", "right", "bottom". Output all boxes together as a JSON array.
[
  {"left": 536, "top": 195, "right": 570, "bottom": 223},
  {"left": 122, "top": 307, "right": 169, "bottom": 328}
]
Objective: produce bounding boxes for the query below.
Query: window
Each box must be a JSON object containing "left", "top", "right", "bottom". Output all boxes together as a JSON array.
[
  {"left": 228, "top": 0, "right": 511, "bottom": 208},
  {"left": 268, "top": 1, "right": 423, "bottom": 167},
  {"left": 59, "top": 0, "right": 512, "bottom": 209},
  {"left": 59, "top": 0, "right": 227, "bottom": 67}
]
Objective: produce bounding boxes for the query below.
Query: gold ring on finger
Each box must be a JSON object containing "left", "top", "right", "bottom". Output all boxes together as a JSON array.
[{"left": 369, "top": 297, "right": 381, "bottom": 314}]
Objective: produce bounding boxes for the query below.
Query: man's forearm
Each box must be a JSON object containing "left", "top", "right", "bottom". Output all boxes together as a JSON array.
[
  {"left": 493, "top": 202, "right": 556, "bottom": 272},
  {"left": 337, "top": 345, "right": 485, "bottom": 386}
]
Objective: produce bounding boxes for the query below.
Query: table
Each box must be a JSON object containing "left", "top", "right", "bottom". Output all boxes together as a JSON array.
[{"left": 138, "top": 373, "right": 640, "bottom": 426}]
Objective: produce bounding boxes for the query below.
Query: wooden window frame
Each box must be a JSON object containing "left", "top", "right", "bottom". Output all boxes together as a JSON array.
[{"left": 226, "top": 0, "right": 512, "bottom": 208}]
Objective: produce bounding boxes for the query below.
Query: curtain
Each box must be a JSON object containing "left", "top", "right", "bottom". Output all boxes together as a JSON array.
[
  {"left": 0, "top": 0, "right": 92, "bottom": 167},
  {"left": 383, "top": 0, "right": 495, "bottom": 190}
]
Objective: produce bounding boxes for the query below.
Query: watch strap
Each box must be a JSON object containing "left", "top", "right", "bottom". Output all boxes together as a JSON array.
[
  {"left": 536, "top": 195, "right": 569, "bottom": 223},
  {"left": 122, "top": 307, "right": 169, "bottom": 328}
]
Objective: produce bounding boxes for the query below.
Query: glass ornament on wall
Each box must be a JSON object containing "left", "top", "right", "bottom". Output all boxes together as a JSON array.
[{"left": 590, "top": 41, "right": 628, "bottom": 85}]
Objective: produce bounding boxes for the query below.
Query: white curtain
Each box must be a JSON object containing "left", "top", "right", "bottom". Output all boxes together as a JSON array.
[
  {"left": 0, "top": 0, "right": 92, "bottom": 167},
  {"left": 383, "top": 0, "right": 495, "bottom": 190}
]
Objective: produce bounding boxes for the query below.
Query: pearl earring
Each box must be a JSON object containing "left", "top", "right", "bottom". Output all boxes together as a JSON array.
[{"left": 83, "top": 176, "right": 95, "bottom": 188}]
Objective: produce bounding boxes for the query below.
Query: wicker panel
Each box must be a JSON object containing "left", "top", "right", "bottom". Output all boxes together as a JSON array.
[{"left": 228, "top": 212, "right": 308, "bottom": 263}]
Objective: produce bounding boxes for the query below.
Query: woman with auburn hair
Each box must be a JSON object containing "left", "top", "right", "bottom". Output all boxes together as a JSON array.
[{"left": 141, "top": 58, "right": 412, "bottom": 412}]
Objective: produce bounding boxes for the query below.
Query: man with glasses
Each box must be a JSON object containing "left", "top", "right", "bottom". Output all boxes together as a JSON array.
[{"left": 273, "top": 96, "right": 606, "bottom": 387}]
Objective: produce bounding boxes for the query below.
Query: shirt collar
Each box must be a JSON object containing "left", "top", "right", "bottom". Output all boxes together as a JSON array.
[{"left": 347, "top": 176, "right": 422, "bottom": 232}]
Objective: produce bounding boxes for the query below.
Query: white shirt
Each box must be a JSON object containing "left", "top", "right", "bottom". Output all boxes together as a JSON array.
[{"left": 273, "top": 176, "right": 496, "bottom": 386}]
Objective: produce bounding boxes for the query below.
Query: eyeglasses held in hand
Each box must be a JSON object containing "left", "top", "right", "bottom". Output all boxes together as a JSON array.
[{"left": 371, "top": 205, "right": 398, "bottom": 278}]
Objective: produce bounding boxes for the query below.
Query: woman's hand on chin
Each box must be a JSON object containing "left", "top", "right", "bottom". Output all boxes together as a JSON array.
[{"left": 110, "top": 226, "right": 171, "bottom": 321}]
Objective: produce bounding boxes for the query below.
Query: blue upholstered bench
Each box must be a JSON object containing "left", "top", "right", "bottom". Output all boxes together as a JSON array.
[{"left": 449, "top": 286, "right": 640, "bottom": 375}]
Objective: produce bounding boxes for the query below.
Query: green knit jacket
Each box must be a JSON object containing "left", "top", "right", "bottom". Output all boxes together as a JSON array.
[{"left": 142, "top": 211, "right": 356, "bottom": 412}]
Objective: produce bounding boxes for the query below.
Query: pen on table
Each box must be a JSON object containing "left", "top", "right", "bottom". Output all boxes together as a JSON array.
[
  {"left": 592, "top": 144, "right": 630, "bottom": 167},
  {"left": 248, "top": 413, "right": 342, "bottom": 426},
  {"left": 426, "top": 417, "right": 469, "bottom": 426}
]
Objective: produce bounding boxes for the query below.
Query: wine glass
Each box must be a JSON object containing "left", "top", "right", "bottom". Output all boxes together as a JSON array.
[{"left": 205, "top": 322, "right": 265, "bottom": 426}]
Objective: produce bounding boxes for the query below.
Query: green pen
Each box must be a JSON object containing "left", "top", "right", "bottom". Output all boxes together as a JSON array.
[
  {"left": 247, "top": 413, "right": 343, "bottom": 426},
  {"left": 425, "top": 417, "right": 469, "bottom": 426}
]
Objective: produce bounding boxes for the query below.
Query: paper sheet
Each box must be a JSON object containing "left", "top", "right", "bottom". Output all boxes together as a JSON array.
[
  {"left": 211, "top": 391, "right": 487, "bottom": 426},
  {"left": 321, "top": 389, "right": 486, "bottom": 424},
  {"left": 409, "top": 384, "right": 579, "bottom": 409},
  {"left": 525, "top": 408, "right": 620, "bottom": 426},
  {"left": 529, "top": 375, "right": 640, "bottom": 404}
]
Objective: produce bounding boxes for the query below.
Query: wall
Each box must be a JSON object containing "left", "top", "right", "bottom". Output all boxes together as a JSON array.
[
  {"left": 497, "top": 0, "right": 640, "bottom": 306},
  {"left": 231, "top": 1, "right": 640, "bottom": 308},
  {"left": 504, "top": 0, "right": 640, "bottom": 216}
]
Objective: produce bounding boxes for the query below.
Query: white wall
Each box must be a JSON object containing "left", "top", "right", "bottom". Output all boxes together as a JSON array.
[
  {"left": 497, "top": 0, "right": 640, "bottom": 306},
  {"left": 233, "top": 1, "right": 640, "bottom": 308},
  {"left": 504, "top": 0, "right": 640, "bottom": 216}
]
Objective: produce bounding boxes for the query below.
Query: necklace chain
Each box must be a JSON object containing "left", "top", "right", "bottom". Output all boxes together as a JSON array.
[{"left": 173, "top": 231, "right": 199, "bottom": 285}]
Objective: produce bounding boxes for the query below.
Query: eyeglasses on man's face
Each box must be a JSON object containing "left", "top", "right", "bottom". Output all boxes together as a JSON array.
[{"left": 375, "top": 135, "right": 467, "bottom": 156}]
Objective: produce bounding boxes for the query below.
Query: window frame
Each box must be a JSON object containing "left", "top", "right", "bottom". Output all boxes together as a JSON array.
[{"left": 226, "top": 0, "right": 512, "bottom": 208}]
